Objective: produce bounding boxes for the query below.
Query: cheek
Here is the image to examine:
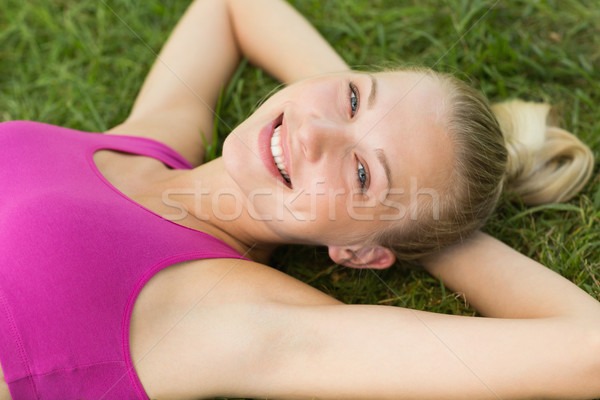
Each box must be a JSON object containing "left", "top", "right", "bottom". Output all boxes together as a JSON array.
[
  {"left": 261, "top": 190, "right": 339, "bottom": 231},
  {"left": 324, "top": 190, "right": 349, "bottom": 223}
]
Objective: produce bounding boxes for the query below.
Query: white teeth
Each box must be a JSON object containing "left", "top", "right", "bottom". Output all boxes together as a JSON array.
[
  {"left": 271, "top": 127, "right": 281, "bottom": 145},
  {"left": 271, "top": 146, "right": 282, "bottom": 157},
  {"left": 270, "top": 124, "right": 290, "bottom": 183}
]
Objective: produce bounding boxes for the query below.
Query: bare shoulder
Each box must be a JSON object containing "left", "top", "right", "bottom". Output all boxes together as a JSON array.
[
  {"left": 104, "top": 109, "right": 213, "bottom": 167},
  {"left": 130, "top": 256, "right": 340, "bottom": 399},
  {"left": 130, "top": 256, "right": 600, "bottom": 400}
]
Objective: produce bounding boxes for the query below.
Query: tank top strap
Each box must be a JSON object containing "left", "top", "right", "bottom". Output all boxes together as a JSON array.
[{"left": 93, "top": 133, "right": 194, "bottom": 170}]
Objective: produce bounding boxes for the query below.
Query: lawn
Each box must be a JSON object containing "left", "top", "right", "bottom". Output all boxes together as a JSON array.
[{"left": 1, "top": 0, "right": 599, "bottom": 398}]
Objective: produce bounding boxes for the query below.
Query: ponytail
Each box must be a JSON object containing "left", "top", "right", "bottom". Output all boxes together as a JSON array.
[{"left": 492, "top": 100, "right": 593, "bottom": 205}]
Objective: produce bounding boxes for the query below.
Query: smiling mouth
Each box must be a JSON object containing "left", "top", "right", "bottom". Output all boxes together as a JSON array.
[{"left": 270, "top": 122, "right": 291, "bottom": 185}]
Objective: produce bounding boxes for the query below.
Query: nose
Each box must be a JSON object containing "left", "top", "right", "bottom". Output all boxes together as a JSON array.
[{"left": 296, "top": 115, "right": 348, "bottom": 162}]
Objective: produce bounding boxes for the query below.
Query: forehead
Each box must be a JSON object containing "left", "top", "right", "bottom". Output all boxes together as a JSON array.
[{"left": 370, "top": 71, "right": 454, "bottom": 193}]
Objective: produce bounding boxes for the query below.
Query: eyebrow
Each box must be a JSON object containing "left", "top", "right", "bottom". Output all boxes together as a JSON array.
[
  {"left": 367, "top": 74, "right": 378, "bottom": 109},
  {"left": 375, "top": 148, "right": 392, "bottom": 194}
]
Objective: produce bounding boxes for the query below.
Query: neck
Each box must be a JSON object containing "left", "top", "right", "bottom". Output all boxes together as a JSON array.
[{"left": 162, "top": 157, "right": 281, "bottom": 263}]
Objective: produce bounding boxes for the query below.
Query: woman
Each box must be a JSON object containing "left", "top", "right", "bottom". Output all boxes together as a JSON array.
[{"left": 0, "top": 0, "right": 599, "bottom": 399}]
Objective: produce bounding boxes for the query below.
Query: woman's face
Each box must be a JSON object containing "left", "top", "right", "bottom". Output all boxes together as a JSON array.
[{"left": 222, "top": 71, "right": 454, "bottom": 246}]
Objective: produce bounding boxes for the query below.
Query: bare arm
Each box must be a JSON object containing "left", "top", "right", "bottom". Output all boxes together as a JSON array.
[
  {"left": 241, "top": 234, "right": 600, "bottom": 399},
  {"left": 136, "top": 235, "right": 600, "bottom": 400},
  {"left": 420, "top": 231, "right": 600, "bottom": 320},
  {"left": 225, "top": 0, "right": 348, "bottom": 84},
  {"left": 107, "top": 0, "right": 348, "bottom": 165}
]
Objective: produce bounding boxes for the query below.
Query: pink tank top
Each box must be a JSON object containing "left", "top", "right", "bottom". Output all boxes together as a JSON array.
[{"left": 0, "top": 121, "right": 246, "bottom": 399}]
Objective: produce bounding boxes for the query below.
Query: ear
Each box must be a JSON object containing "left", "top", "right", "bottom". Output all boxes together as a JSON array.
[{"left": 328, "top": 244, "right": 396, "bottom": 269}]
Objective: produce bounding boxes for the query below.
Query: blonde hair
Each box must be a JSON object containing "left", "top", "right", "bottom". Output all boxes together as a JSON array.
[
  {"left": 492, "top": 100, "right": 593, "bottom": 205},
  {"left": 375, "top": 71, "right": 594, "bottom": 260}
]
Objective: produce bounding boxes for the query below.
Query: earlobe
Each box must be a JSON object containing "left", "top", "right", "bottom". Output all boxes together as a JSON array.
[{"left": 328, "top": 245, "right": 396, "bottom": 269}]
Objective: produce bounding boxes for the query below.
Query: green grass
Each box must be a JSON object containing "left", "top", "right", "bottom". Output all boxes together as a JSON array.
[{"left": 1, "top": 0, "right": 599, "bottom": 398}]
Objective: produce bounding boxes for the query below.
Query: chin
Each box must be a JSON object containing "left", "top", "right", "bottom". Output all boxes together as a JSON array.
[
  {"left": 222, "top": 135, "right": 258, "bottom": 196},
  {"left": 221, "top": 137, "right": 241, "bottom": 182}
]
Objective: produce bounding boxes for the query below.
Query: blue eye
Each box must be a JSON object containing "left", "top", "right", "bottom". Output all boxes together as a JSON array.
[
  {"left": 349, "top": 82, "right": 359, "bottom": 117},
  {"left": 357, "top": 160, "right": 368, "bottom": 193}
]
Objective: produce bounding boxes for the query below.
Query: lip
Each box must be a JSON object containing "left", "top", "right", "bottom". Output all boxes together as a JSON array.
[{"left": 259, "top": 113, "right": 293, "bottom": 189}]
